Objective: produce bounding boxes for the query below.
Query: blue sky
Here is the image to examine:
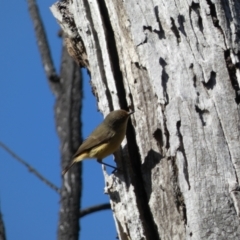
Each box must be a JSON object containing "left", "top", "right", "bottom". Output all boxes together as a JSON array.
[{"left": 0, "top": 1, "right": 116, "bottom": 239}]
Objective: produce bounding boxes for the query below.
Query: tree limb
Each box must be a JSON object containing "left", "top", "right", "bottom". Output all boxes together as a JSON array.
[
  {"left": 0, "top": 141, "right": 60, "bottom": 194},
  {"left": 79, "top": 203, "right": 111, "bottom": 218},
  {"left": 27, "top": 0, "right": 59, "bottom": 84}
]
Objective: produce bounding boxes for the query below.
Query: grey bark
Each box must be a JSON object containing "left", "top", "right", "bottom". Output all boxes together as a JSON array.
[
  {"left": 28, "top": 1, "right": 83, "bottom": 239},
  {"left": 51, "top": 0, "right": 240, "bottom": 239},
  {"left": 56, "top": 43, "right": 82, "bottom": 240}
]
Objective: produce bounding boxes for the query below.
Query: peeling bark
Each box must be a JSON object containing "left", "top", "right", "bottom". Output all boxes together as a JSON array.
[{"left": 51, "top": 0, "right": 240, "bottom": 239}]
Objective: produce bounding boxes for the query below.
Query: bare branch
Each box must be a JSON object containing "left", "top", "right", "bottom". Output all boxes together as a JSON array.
[
  {"left": 79, "top": 203, "right": 111, "bottom": 218},
  {"left": 28, "top": 0, "right": 83, "bottom": 239},
  {"left": 56, "top": 43, "right": 82, "bottom": 240},
  {"left": 0, "top": 141, "right": 60, "bottom": 194},
  {"left": 27, "top": 0, "right": 59, "bottom": 83},
  {"left": 0, "top": 209, "right": 6, "bottom": 240}
]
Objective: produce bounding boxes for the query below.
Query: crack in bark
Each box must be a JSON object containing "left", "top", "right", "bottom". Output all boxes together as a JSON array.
[
  {"left": 96, "top": 2, "right": 160, "bottom": 239},
  {"left": 224, "top": 49, "right": 240, "bottom": 104},
  {"left": 96, "top": 0, "right": 127, "bottom": 110},
  {"left": 190, "top": 2, "right": 203, "bottom": 34},
  {"left": 188, "top": 2, "right": 205, "bottom": 58},
  {"left": 159, "top": 58, "right": 169, "bottom": 105},
  {"left": 205, "top": 0, "right": 219, "bottom": 27},
  {"left": 171, "top": 156, "right": 188, "bottom": 225},
  {"left": 127, "top": 124, "right": 161, "bottom": 240},
  {"left": 137, "top": 27, "right": 151, "bottom": 47},
  {"left": 177, "top": 14, "right": 187, "bottom": 37},
  {"left": 153, "top": 6, "right": 166, "bottom": 39},
  {"left": 143, "top": 25, "right": 152, "bottom": 32},
  {"left": 136, "top": 36, "right": 148, "bottom": 46},
  {"left": 205, "top": 0, "right": 227, "bottom": 47},
  {"left": 170, "top": 120, "right": 189, "bottom": 227},
  {"left": 205, "top": 0, "right": 240, "bottom": 104},
  {"left": 170, "top": 17, "right": 181, "bottom": 43},
  {"left": 134, "top": 62, "right": 147, "bottom": 71},
  {"left": 153, "top": 128, "right": 163, "bottom": 151},
  {"left": 193, "top": 75, "right": 197, "bottom": 88},
  {"left": 176, "top": 121, "right": 191, "bottom": 190},
  {"left": 195, "top": 105, "right": 209, "bottom": 126},
  {"left": 161, "top": 104, "right": 170, "bottom": 150},
  {"left": 163, "top": 119, "right": 170, "bottom": 150},
  {"left": 83, "top": 0, "right": 114, "bottom": 110},
  {"left": 213, "top": 103, "right": 239, "bottom": 185},
  {"left": 189, "top": 64, "right": 200, "bottom": 96},
  {"left": 202, "top": 71, "right": 216, "bottom": 90}
]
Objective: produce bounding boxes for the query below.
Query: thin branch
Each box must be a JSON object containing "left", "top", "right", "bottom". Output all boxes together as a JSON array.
[
  {"left": 79, "top": 203, "right": 111, "bottom": 218},
  {"left": 27, "top": 0, "right": 59, "bottom": 83},
  {"left": 0, "top": 141, "right": 60, "bottom": 194}
]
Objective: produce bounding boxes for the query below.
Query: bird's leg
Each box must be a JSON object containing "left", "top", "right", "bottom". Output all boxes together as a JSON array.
[{"left": 97, "top": 159, "right": 120, "bottom": 172}]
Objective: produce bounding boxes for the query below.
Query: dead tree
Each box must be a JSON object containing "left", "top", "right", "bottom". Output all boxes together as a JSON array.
[
  {"left": 51, "top": 0, "right": 240, "bottom": 239},
  {"left": 28, "top": 1, "right": 82, "bottom": 239}
]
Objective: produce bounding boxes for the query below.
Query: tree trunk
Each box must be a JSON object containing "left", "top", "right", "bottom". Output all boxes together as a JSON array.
[
  {"left": 56, "top": 42, "right": 82, "bottom": 240},
  {"left": 27, "top": 1, "right": 83, "bottom": 239},
  {"left": 51, "top": 0, "right": 240, "bottom": 239}
]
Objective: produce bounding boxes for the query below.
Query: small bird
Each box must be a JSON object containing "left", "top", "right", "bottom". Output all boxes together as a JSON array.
[{"left": 62, "top": 109, "right": 134, "bottom": 175}]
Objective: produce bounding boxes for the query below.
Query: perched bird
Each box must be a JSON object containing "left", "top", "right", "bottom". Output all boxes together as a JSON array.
[{"left": 62, "top": 109, "right": 134, "bottom": 175}]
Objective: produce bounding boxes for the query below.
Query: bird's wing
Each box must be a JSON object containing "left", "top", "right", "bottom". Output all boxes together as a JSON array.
[{"left": 73, "top": 126, "right": 114, "bottom": 158}]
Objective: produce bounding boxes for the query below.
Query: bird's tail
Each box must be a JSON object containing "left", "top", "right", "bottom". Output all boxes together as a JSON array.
[
  {"left": 62, "top": 161, "right": 76, "bottom": 176},
  {"left": 62, "top": 153, "right": 87, "bottom": 176}
]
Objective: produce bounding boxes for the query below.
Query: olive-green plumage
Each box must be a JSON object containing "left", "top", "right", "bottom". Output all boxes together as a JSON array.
[{"left": 62, "top": 109, "right": 133, "bottom": 175}]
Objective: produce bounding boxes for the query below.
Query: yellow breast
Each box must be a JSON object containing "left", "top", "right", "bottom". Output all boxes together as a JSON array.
[{"left": 89, "top": 123, "right": 127, "bottom": 160}]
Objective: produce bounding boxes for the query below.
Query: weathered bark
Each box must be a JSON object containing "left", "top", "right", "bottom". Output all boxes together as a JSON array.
[
  {"left": 56, "top": 43, "right": 82, "bottom": 240},
  {"left": 28, "top": 1, "right": 83, "bottom": 239},
  {"left": 51, "top": 0, "right": 240, "bottom": 239}
]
